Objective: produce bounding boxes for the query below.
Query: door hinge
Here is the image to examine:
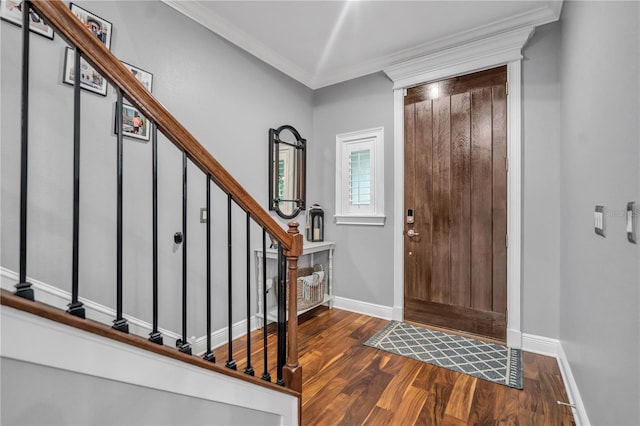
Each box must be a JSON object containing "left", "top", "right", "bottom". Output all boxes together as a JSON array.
[
  {"left": 506, "top": 234, "right": 509, "bottom": 248},
  {"left": 403, "top": 88, "right": 408, "bottom": 97},
  {"left": 505, "top": 82, "right": 508, "bottom": 95},
  {"left": 506, "top": 157, "right": 509, "bottom": 172}
]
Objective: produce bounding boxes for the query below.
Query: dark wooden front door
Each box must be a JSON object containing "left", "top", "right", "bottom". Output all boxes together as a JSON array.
[{"left": 404, "top": 66, "right": 508, "bottom": 341}]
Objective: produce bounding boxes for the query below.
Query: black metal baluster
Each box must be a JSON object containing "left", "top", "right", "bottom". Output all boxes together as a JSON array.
[
  {"left": 177, "top": 152, "right": 191, "bottom": 354},
  {"left": 244, "top": 212, "right": 254, "bottom": 376},
  {"left": 261, "top": 229, "right": 271, "bottom": 382},
  {"left": 149, "top": 126, "right": 162, "bottom": 345},
  {"left": 112, "top": 90, "right": 128, "bottom": 333},
  {"left": 67, "top": 48, "right": 85, "bottom": 318},
  {"left": 276, "top": 245, "right": 286, "bottom": 386},
  {"left": 226, "top": 194, "right": 237, "bottom": 370},
  {"left": 15, "top": 1, "right": 33, "bottom": 301},
  {"left": 203, "top": 174, "right": 215, "bottom": 362}
]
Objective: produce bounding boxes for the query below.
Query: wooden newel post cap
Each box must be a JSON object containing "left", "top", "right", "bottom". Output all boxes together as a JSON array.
[
  {"left": 286, "top": 221, "right": 303, "bottom": 257},
  {"left": 287, "top": 221, "right": 300, "bottom": 234}
]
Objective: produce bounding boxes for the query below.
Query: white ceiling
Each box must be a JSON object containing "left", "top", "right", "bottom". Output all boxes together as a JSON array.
[{"left": 163, "top": 1, "right": 562, "bottom": 89}]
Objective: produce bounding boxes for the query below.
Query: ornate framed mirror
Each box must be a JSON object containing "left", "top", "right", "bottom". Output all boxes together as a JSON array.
[{"left": 269, "top": 125, "right": 306, "bottom": 219}]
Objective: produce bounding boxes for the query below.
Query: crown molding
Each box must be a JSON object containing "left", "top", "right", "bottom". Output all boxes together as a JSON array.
[
  {"left": 162, "top": 0, "right": 314, "bottom": 88},
  {"left": 163, "top": 0, "right": 562, "bottom": 90},
  {"left": 384, "top": 1, "right": 560, "bottom": 68},
  {"left": 384, "top": 26, "right": 535, "bottom": 89},
  {"left": 316, "top": 1, "right": 561, "bottom": 88}
]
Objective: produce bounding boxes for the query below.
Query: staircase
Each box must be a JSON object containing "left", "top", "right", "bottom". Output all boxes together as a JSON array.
[{"left": 1, "top": 1, "right": 302, "bottom": 423}]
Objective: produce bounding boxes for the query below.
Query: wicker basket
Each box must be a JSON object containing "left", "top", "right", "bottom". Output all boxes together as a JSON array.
[{"left": 275, "top": 264, "right": 325, "bottom": 311}]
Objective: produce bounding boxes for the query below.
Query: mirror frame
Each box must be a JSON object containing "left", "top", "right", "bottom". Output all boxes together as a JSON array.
[{"left": 269, "top": 125, "right": 306, "bottom": 219}]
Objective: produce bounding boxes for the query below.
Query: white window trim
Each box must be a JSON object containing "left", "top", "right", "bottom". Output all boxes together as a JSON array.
[{"left": 335, "top": 127, "right": 385, "bottom": 226}]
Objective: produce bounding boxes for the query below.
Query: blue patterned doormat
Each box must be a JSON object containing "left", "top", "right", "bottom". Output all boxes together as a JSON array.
[{"left": 365, "top": 321, "right": 523, "bottom": 389}]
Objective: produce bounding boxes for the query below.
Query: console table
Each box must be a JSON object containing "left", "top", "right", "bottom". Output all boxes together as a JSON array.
[{"left": 254, "top": 240, "right": 335, "bottom": 325}]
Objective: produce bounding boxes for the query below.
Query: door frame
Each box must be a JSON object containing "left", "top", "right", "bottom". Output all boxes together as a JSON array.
[{"left": 384, "top": 26, "right": 535, "bottom": 349}]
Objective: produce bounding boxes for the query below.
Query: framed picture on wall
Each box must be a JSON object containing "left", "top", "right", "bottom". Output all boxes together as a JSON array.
[
  {"left": 62, "top": 47, "right": 108, "bottom": 96},
  {"left": 0, "top": 0, "right": 54, "bottom": 39},
  {"left": 114, "top": 102, "right": 151, "bottom": 142},
  {"left": 69, "top": 3, "right": 112, "bottom": 50},
  {"left": 121, "top": 61, "right": 153, "bottom": 103}
]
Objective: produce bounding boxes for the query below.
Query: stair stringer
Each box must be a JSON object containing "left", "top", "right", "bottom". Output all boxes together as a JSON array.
[{"left": 0, "top": 305, "right": 298, "bottom": 425}]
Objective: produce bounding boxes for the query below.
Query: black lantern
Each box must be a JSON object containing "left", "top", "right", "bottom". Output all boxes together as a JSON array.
[{"left": 306, "top": 204, "right": 324, "bottom": 242}]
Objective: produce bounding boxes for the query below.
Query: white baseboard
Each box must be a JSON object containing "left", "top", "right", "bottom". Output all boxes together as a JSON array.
[
  {"left": 193, "top": 316, "right": 259, "bottom": 356},
  {"left": 0, "top": 267, "right": 185, "bottom": 347},
  {"left": 0, "top": 267, "right": 259, "bottom": 356},
  {"left": 333, "top": 296, "right": 393, "bottom": 320},
  {"left": 522, "top": 333, "right": 559, "bottom": 357},
  {"left": 557, "top": 343, "right": 590, "bottom": 426},
  {"left": 522, "top": 332, "right": 589, "bottom": 426},
  {"left": 2, "top": 267, "right": 588, "bottom": 425}
]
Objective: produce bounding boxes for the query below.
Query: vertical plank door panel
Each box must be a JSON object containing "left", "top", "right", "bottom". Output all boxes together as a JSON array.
[
  {"left": 449, "top": 92, "right": 471, "bottom": 308},
  {"left": 404, "top": 103, "right": 418, "bottom": 300},
  {"left": 470, "top": 88, "right": 493, "bottom": 312},
  {"left": 492, "top": 85, "right": 508, "bottom": 313},
  {"left": 414, "top": 100, "right": 433, "bottom": 301},
  {"left": 431, "top": 96, "right": 451, "bottom": 305}
]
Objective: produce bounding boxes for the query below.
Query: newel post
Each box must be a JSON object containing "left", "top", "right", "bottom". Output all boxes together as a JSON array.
[{"left": 283, "top": 221, "right": 303, "bottom": 393}]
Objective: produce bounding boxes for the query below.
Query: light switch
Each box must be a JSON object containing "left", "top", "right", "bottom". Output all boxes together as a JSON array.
[
  {"left": 594, "top": 205, "right": 605, "bottom": 237},
  {"left": 200, "top": 208, "right": 207, "bottom": 223},
  {"left": 627, "top": 202, "right": 636, "bottom": 244}
]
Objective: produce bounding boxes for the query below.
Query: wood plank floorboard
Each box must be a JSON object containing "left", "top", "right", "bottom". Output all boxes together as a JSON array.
[{"left": 219, "top": 307, "right": 575, "bottom": 425}]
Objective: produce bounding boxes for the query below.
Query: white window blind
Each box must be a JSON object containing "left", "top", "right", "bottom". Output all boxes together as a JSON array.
[{"left": 349, "top": 149, "right": 371, "bottom": 206}]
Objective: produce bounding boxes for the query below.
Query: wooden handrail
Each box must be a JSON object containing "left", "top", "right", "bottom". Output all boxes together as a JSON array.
[
  {"left": 27, "top": 0, "right": 303, "bottom": 396},
  {"left": 30, "top": 0, "right": 296, "bottom": 253}
]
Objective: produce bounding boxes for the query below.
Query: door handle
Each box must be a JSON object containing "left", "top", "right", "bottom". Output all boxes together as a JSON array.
[{"left": 407, "top": 229, "right": 420, "bottom": 237}]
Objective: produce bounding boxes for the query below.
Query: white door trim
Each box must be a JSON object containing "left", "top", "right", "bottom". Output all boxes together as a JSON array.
[{"left": 384, "top": 26, "right": 535, "bottom": 348}]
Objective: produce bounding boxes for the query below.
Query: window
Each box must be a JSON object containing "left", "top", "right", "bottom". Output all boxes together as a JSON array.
[
  {"left": 335, "top": 127, "right": 385, "bottom": 226},
  {"left": 349, "top": 149, "right": 371, "bottom": 206}
]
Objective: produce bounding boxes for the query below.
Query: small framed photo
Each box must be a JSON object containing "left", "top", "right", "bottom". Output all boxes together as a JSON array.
[
  {"left": 63, "top": 47, "right": 108, "bottom": 96},
  {"left": 1, "top": 0, "right": 54, "bottom": 40},
  {"left": 69, "top": 2, "right": 112, "bottom": 50},
  {"left": 114, "top": 103, "right": 151, "bottom": 142},
  {"left": 121, "top": 61, "right": 153, "bottom": 99}
]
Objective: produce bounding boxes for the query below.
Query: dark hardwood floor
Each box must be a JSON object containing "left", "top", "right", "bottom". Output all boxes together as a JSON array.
[{"left": 221, "top": 307, "right": 575, "bottom": 425}]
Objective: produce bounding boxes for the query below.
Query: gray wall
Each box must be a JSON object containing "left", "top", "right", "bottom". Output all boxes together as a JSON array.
[
  {"left": 1, "top": 357, "right": 278, "bottom": 426},
  {"left": 4, "top": 4, "right": 640, "bottom": 423},
  {"left": 311, "top": 72, "right": 395, "bottom": 305},
  {"left": 0, "top": 0, "right": 575, "bottom": 345},
  {"left": 558, "top": 2, "right": 640, "bottom": 425},
  {"left": 310, "top": 12, "right": 640, "bottom": 425},
  {"left": 1, "top": 1, "right": 313, "bottom": 337},
  {"left": 310, "top": 27, "right": 566, "bottom": 341},
  {"left": 522, "top": 22, "right": 562, "bottom": 338}
]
